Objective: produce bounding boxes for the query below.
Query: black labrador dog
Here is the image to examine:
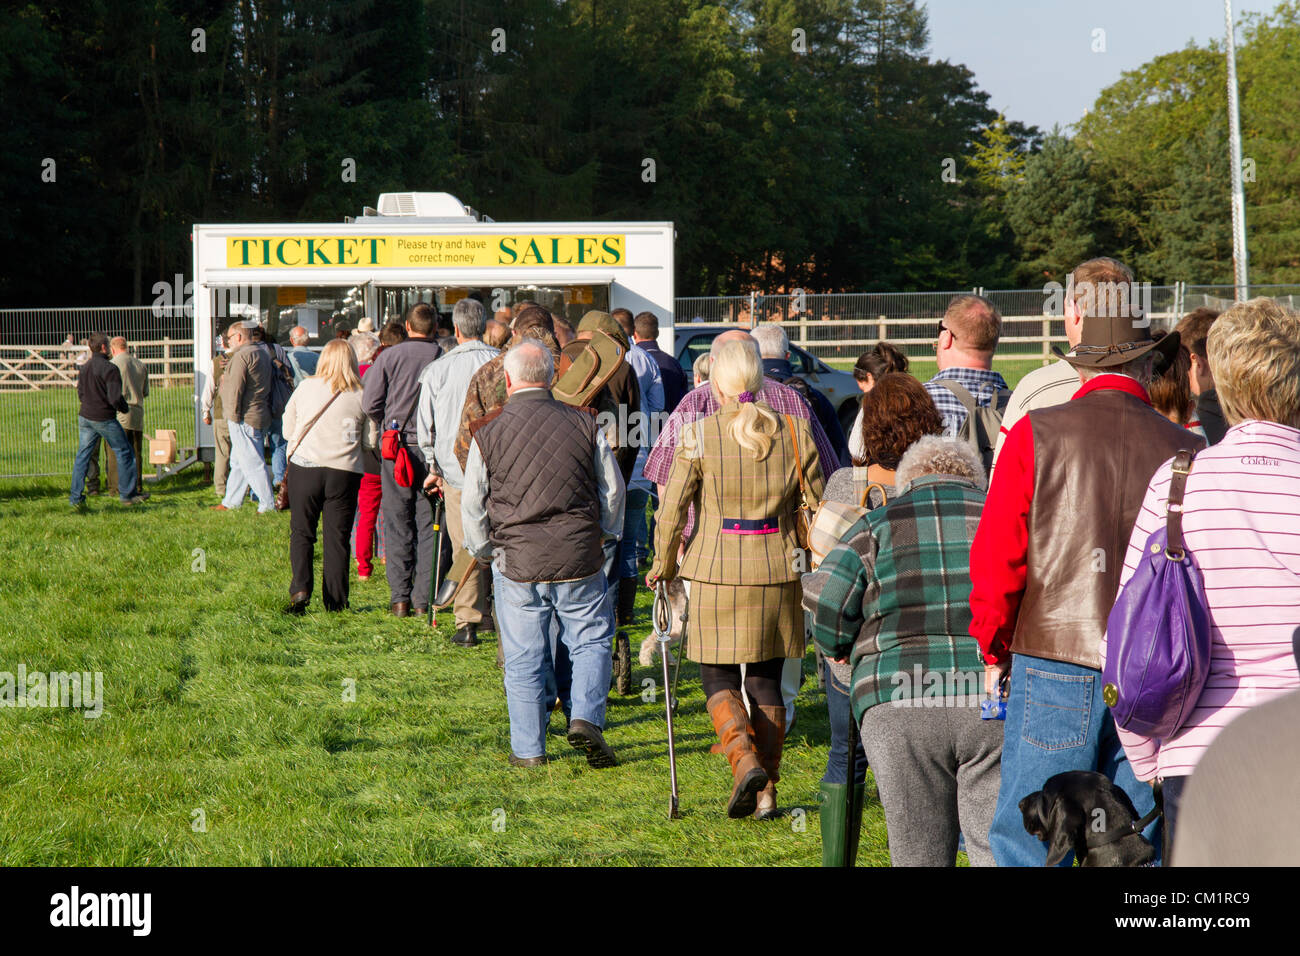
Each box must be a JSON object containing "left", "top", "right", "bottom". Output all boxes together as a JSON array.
[{"left": 1019, "top": 771, "right": 1156, "bottom": 867}]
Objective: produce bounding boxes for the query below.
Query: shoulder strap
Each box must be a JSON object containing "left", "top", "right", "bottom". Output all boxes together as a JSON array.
[
  {"left": 397, "top": 362, "right": 423, "bottom": 430},
  {"left": 288, "top": 390, "right": 342, "bottom": 459},
  {"left": 937, "top": 379, "right": 978, "bottom": 417},
  {"left": 860, "top": 481, "right": 888, "bottom": 508},
  {"left": 785, "top": 414, "right": 812, "bottom": 507},
  {"left": 1165, "top": 449, "right": 1195, "bottom": 558}
]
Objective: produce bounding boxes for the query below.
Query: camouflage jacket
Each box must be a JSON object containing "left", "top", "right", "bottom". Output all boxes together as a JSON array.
[{"left": 453, "top": 329, "right": 560, "bottom": 471}]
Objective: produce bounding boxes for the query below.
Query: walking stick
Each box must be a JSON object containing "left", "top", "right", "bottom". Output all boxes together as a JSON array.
[
  {"left": 669, "top": 588, "right": 687, "bottom": 717},
  {"left": 423, "top": 487, "right": 446, "bottom": 628},
  {"left": 653, "top": 580, "right": 681, "bottom": 819}
]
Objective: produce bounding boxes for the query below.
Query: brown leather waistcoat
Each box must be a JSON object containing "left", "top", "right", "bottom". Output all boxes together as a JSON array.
[{"left": 1012, "top": 387, "right": 1205, "bottom": 669}]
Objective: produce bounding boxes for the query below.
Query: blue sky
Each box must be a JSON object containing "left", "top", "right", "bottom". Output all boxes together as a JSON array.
[{"left": 921, "top": 0, "right": 1280, "bottom": 132}]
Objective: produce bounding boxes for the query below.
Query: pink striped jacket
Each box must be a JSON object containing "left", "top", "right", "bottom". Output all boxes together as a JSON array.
[{"left": 1102, "top": 420, "right": 1300, "bottom": 781}]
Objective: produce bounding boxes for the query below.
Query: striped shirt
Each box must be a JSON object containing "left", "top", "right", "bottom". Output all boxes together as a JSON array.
[{"left": 1102, "top": 420, "right": 1300, "bottom": 781}]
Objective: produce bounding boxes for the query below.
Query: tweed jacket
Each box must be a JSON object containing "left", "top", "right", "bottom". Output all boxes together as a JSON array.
[{"left": 651, "top": 404, "right": 824, "bottom": 586}]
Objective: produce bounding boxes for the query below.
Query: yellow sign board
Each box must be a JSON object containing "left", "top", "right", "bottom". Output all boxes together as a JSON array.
[{"left": 225, "top": 234, "right": 625, "bottom": 269}]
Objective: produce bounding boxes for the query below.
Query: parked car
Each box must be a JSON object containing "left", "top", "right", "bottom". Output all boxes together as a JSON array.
[{"left": 673, "top": 325, "right": 861, "bottom": 436}]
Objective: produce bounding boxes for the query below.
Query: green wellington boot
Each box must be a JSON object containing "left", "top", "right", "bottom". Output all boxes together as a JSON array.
[{"left": 818, "top": 781, "right": 864, "bottom": 867}]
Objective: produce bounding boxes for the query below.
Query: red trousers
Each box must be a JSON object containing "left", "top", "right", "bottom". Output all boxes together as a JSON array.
[{"left": 354, "top": 471, "right": 383, "bottom": 575}]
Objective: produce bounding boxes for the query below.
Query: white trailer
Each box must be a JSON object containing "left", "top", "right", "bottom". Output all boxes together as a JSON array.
[{"left": 190, "top": 191, "right": 675, "bottom": 459}]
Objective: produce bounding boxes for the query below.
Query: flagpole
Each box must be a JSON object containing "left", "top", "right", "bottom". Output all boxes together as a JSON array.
[{"left": 1225, "top": 0, "right": 1249, "bottom": 301}]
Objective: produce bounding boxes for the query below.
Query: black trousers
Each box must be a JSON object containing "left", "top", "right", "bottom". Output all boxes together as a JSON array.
[
  {"left": 380, "top": 452, "right": 434, "bottom": 608},
  {"left": 288, "top": 463, "right": 362, "bottom": 611}
]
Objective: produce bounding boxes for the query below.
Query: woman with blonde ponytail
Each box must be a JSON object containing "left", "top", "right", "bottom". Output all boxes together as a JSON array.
[{"left": 649, "top": 338, "right": 824, "bottom": 820}]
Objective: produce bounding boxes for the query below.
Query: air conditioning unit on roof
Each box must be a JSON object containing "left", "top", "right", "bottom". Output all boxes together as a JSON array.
[{"left": 375, "top": 192, "right": 479, "bottom": 220}]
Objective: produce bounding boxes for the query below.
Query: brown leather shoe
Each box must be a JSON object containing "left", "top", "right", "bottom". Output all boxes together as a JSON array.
[
  {"left": 508, "top": 753, "right": 549, "bottom": 768},
  {"left": 390, "top": 601, "right": 411, "bottom": 618},
  {"left": 706, "top": 690, "right": 768, "bottom": 818},
  {"left": 210, "top": 504, "right": 230, "bottom": 511},
  {"left": 750, "top": 704, "right": 786, "bottom": 820}
]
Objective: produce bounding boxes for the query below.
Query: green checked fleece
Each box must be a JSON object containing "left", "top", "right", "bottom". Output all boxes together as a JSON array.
[{"left": 802, "top": 473, "right": 987, "bottom": 726}]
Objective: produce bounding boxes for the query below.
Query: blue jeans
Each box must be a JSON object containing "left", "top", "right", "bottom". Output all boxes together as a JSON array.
[
  {"left": 617, "top": 487, "right": 650, "bottom": 579},
  {"left": 544, "top": 539, "right": 618, "bottom": 721},
  {"left": 821, "top": 657, "right": 867, "bottom": 786},
  {"left": 494, "top": 567, "right": 613, "bottom": 759},
  {"left": 70, "top": 416, "right": 136, "bottom": 503},
  {"left": 223, "top": 420, "right": 275, "bottom": 512},
  {"left": 989, "top": 653, "right": 1162, "bottom": 866},
  {"left": 268, "top": 415, "right": 288, "bottom": 486}
]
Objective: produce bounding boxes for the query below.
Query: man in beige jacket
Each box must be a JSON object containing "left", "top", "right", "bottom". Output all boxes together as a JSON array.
[{"left": 108, "top": 336, "right": 150, "bottom": 498}]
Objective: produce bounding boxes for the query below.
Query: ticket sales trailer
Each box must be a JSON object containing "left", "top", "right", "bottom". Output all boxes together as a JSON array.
[{"left": 190, "top": 192, "right": 675, "bottom": 460}]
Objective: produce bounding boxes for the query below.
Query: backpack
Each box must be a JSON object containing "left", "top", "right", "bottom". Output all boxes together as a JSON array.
[
  {"left": 268, "top": 353, "right": 295, "bottom": 418},
  {"left": 937, "top": 379, "right": 1011, "bottom": 476},
  {"left": 553, "top": 329, "right": 625, "bottom": 409}
]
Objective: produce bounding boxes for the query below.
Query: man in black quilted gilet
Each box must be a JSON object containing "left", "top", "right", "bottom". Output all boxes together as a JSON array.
[{"left": 461, "top": 339, "right": 626, "bottom": 769}]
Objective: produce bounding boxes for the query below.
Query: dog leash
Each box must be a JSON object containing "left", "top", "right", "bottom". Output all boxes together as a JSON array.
[{"left": 1086, "top": 780, "right": 1164, "bottom": 850}]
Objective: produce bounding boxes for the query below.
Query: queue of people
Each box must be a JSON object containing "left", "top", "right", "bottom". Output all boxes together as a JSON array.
[
  {"left": 804, "top": 261, "right": 1297, "bottom": 867},
  {"left": 72, "top": 261, "right": 1299, "bottom": 866}
]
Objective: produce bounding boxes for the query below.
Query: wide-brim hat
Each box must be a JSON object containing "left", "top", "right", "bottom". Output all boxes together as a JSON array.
[
  {"left": 1053, "top": 314, "right": 1180, "bottom": 369},
  {"left": 577, "top": 310, "right": 629, "bottom": 350}
]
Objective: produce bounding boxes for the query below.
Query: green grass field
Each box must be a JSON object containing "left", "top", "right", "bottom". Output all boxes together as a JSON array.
[
  {"left": 0, "top": 470, "right": 911, "bottom": 866},
  {"left": 0, "top": 354, "right": 1036, "bottom": 865}
]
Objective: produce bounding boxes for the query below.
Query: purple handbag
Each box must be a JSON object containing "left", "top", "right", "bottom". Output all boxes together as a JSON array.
[{"left": 1103, "top": 450, "right": 1211, "bottom": 739}]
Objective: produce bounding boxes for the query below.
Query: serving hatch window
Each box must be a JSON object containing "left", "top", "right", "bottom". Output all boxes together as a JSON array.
[
  {"left": 209, "top": 285, "right": 367, "bottom": 347},
  {"left": 379, "top": 284, "right": 609, "bottom": 329}
]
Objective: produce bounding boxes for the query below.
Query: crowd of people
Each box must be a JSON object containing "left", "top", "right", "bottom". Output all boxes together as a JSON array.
[{"left": 67, "top": 256, "right": 1300, "bottom": 865}]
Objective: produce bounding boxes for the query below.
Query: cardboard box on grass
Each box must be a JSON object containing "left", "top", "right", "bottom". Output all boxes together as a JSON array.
[{"left": 149, "top": 429, "right": 177, "bottom": 465}]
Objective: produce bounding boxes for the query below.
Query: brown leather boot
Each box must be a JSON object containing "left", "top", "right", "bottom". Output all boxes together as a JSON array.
[
  {"left": 750, "top": 704, "right": 786, "bottom": 820},
  {"left": 706, "top": 690, "right": 769, "bottom": 818}
]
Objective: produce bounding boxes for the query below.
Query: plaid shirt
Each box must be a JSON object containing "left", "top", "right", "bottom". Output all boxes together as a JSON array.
[
  {"left": 924, "top": 368, "right": 1009, "bottom": 438},
  {"left": 644, "top": 378, "right": 836, "bottom": 539},
  {"left": 644, "top": 377, "right": 836, "bottom": 485},
  {"left": 802, "top": 474, "right": 987, "bottom": 724}
]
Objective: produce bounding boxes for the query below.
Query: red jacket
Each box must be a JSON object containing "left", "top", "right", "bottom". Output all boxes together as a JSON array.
[{"left": 968, "top": 374, "right": 1155, "bottom": 665}]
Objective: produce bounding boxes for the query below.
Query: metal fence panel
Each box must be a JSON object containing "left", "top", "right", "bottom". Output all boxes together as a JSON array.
[
  {"left": 672, "top": 285, "right": 1300, "bottom": 366},
  {"left": 0, "top": 306, "right": 192, "bottom": 478},
  {"left": 7, "top": 282, "right": 1300, "bottom": 478}
]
